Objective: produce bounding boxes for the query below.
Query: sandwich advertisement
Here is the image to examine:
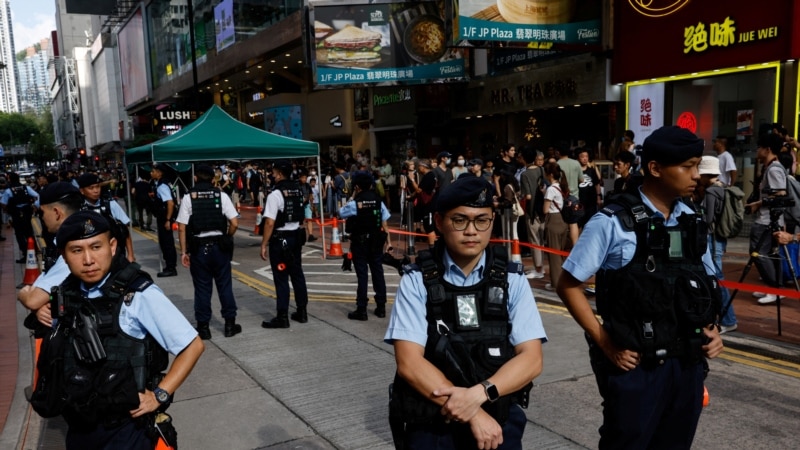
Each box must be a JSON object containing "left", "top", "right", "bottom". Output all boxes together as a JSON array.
[
  {"left": 453, "top": 0, "right": 601, "bottom": 45},
  {"left": 309, "top": 1, "right": 465, "bottom": 88}
]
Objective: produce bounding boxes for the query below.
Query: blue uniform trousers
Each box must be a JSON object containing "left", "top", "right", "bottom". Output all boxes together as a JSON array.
[
  {"left": 190, "top": 241, "right": 237, "bottom": 323},
  {"left": 66, "top": 419, "right": 155, "bottom": 450},
  {"left": 157, "top": 221, "right": 177, "bottom": 269},
  {"left": 406, "top": 403, "right": 526, "bottom": 450},
  {"left": 590, "top": 347, "right": 705, "bottom": 450},
  {"left": 351, "top": 237, "right": 387, "bottom": 307},
  {"left": 268, "top": 232, "right": 309, "bottom": 311}
]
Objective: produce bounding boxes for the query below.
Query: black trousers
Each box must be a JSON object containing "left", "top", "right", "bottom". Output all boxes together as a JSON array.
[{"left": 157, "top": 219, "right": 177, "bottom": 270}]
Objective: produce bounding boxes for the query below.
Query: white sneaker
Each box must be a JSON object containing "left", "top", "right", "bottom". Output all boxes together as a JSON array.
[
  {"left": 719, "top": 324, "right": 738, "bottom": 334},
  {"left": 585, "top": 284, "right": 596, "bottom": 294},
  {"left": 757, "top": 294, "right": 778, "bottom": 304},
  {"left": 752, "top": 291, "right": 767, "bottom": 298},
  {"left": 526, "top": 270, "right": 545, "bottom": 279},
  {"left": 544, "top": 283, "right": 554, "bottom": 291}
]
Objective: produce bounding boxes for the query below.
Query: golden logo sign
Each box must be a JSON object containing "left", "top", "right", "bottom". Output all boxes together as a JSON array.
[{"left": 628, "top": 0, "right": 691, "bottom": 18}]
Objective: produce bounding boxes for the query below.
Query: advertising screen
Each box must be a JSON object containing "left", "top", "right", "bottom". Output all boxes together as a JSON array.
[
  {"left": 309, "top": 1, "right": 465, "bottom": 88},
  {"left": 265, "top": 106, "right": 303, "bottom": 139},
  {"left": 118, "top": 9, "right": 149, "bottom": 108},
  {"left": 215, "top": 0, "right": 235, "bottom": 52},
  {"left": 453, "top": 0, "right": 601, "bottom": 45}
]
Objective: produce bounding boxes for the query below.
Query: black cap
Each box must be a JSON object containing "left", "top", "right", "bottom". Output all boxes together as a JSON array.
[
  {"left": 195, "top": 164, "right": 215, "bottom": 178},
  {"left": 641, "top": 126, "right": 704, "bottom": 166},
  {"left": 468, "top": 158, "right": 483, "bottom": 166},
  {"left": 56, "top": 211, "right": 111, "bottom": 250},
  {"left": 151, "top": 163, "right": 169, "bottom": 172},
  {"left": 273, "top": 160, "right": 293, "bottom": 176},
  {"left": 77, "top": 173, "right": 102, "bottom": 188},
  {"left": 353, "top": 171, "right": 374, "bottom": 190},
  {"left": 436, "top": 176, "right": 494, "bottom": 213},
  {"left": 437, "top": 151, "right": 452, "bottom": 160},
  {"left": 40, "top": 182, "right": 80, "bottom": 205}
]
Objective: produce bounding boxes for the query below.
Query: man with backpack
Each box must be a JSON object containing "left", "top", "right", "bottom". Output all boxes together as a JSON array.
[
  {"left": 696, "top": 156, "right": 738, "bottom": 333},
  {"left": 1, "top": 172, "right": 40, "bottom": 261}
]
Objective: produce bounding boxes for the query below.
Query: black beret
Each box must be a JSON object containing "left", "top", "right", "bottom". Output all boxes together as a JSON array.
[
  {"left": 436, "top": 176, "right": 494, "bottom": 213},
  {"left": 642, "top": 126, "right": 704, "bottom": 166},
  {"left": 353, "top": 171, "right": 374, "bottom": 190},
  {"left": 195, "top": 164, "right": 215, "bottom": 178},
  {"left": 56, "top": 211, "right": 111, "bottom": 250},
  {"left": 273, "top": 160, "right": 293, "bottom": 176},
  {"left": 77, "top": 173, "right": 102, "bottom": 188},
  {"left": 152, "top": 163, "right": 169, "bottom": 172},
  {"left": 39, "top": 182, "right": 80, "bottom": 205}
]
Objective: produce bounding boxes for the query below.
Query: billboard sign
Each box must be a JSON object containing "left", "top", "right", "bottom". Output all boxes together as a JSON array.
[
  {"left": 453, "top": 0, "right": 601, "bottom": 45},
  {"left": 215, "top": 0, "right": 235, "bottom": 52},
  {"left": 627, "top": 83, "right": 665, "bottom": 143},
  {"left": 309, "top": 1, "right": 465, "bottom": 88},
  {"left": 118, "top": 9, "right": 149, "bottom": 108}
]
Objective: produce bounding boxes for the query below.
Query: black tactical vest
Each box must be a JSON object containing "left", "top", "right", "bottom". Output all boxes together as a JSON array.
[
  {"left": 390, "top": 244, "right": 530, "bottom": 425},
  {"left": 596, "top": 193, "right": 721, "bottom": 361},
  {"left": 187, "top": 183, "right": 227, "bottom": 235},
  {"left": 82, "top": 199, "right": 129, "bottom": 249},
  {"left": 57, "top": 262, "right": 169, "bottom": 428},
  {"left": 346, "top": 190, "right": 382, "bottom": 235},
  {"left": 273, "top": 180, "right": 304, "bottom": 228}
]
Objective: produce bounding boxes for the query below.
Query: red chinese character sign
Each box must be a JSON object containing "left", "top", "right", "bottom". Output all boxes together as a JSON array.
[
  {"left": 627, "top": 83, "right": 665, "bottom": 143},
  {"left": 676, "top": 112, "right": 698, "bottom": 133}
]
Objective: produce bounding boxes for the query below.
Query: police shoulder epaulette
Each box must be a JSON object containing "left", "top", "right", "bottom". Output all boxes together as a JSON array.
[
  {"left": 402, "top": 263, "right": 421, "bottom": 275},
  {"left": 506, "top": 261, "right": 524, "bottom": 275},
  {"left": 599, "top": 202, "right": 627, "bottom": 217}
]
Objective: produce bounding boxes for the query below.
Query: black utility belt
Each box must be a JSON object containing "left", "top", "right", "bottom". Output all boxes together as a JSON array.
[
  {"left": 272, "top": 229, "right": 301, "bottom": 240},
  {"left": 193, "top": 235, "right": 223, "bottom": 245}
]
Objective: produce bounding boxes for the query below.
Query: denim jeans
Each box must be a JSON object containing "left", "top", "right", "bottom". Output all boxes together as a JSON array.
[{"left": 708, "top": 235, "right": 736, "bottom": 326}]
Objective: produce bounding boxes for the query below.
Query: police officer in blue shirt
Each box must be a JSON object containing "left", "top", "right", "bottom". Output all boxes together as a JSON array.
[
  {"left": 339, "top": 171, "right": 391, "bottom": 320},
  {"left": 385, "top": 175, "right": 546, "bottom": 450},
  {"left": 33, "top": 211, "right": 204, "bottom": 449},
  {"left": 1, "top": 172, "right": 40, "bottom": 262},
  {"left": 78, "top": 173, "right": 136, "bottom": 262},
  {"left": 557, "top": 126, "right": 724, "bottom": 449}
]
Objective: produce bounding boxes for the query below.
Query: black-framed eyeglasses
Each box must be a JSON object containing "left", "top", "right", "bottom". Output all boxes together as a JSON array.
[{"left": 449, "top": 215, "right": 493, "bottom": 232}]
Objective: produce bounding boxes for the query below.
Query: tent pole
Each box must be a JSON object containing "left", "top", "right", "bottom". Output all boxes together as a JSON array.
[
  {"left": 124, "top": 156, "right": 134, "bottom": 236},
  {"left": 317, "top": 155, "right": 326, "bottom": 259}
]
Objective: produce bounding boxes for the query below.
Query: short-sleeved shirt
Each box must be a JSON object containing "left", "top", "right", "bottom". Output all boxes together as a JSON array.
[
  {"left": 562, "top": 188, "right": 716, "bottom": 283},
  {"left": 33, "top": 256, "right": 70, "bottom": 293},
  {"left": 578, "top": 166, "right": 601, "bottom": 209},
  {"left": 717, "top": 151, "right": 736, "bottom": 186},
  {"left": 385, "top": 249, "right": 547, "bottom": 348},
  {"left": 557, "top": 157, "right": 583, "bottom": 197},
  {"left": 82, "top": 276, "right": 196, "bottom": 354},
  {"left": 156, "top": 183, "right": 173, "bottom": 203},
  {"left": 85, "top": 199, "right": 131, "bottom": 225},
  {"left": 339, "top": 197, "right": 391, "bottom": 222},
  {"left": 0, "top": 185, "right": 39, "bottom": 208},
  {"left": 544, "top": 183, "right": 564, "bottom": 213},
  {"left": 756, "top": 160, "right": 787, "bottom": 226},
  {"left": 176, "top": 190, "right": 237, "bottom": 237},
  {"left": 263, "top": 187, "right": 300, "bottom": 231}
]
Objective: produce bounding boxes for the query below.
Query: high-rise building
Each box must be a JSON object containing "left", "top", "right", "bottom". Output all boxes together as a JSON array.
[
  {"left": 18, "top": 39, "right": 51, "bottom": 114},
  {"left": 0, "top": 0, "right": 20, "bottom": 112}
]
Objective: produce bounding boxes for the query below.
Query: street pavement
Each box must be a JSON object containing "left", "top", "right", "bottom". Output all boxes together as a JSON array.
[{"left": 2, "top": 208, "right": 800, "bottom": 449}]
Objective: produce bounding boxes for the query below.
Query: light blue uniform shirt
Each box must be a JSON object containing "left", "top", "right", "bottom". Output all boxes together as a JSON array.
[
  {"left": 0, "top": 185, "right": 40, "bottom": 208},
  {"left": 85, "top": 199, "right": 131, "bottom": 225},
  {"left": 562, "top": 189, "right": 716, "bottom": 282},
  {"left": 33, "top": 256, "right": 70, "bottom": 292},
  {"left": 82, "top": 276, "right": 197, "bottom": 355},
  {"left": 385, "top": 249, "right": 547, "bottom": 347},
  {"left": 156, "top": 183, "right": 172, "bottom": 202},
  {"left": 339, "top": 198, "right": 391, "bottom": 222}
]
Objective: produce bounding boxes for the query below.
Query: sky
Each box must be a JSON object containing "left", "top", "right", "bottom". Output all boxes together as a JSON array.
[{"left": 10, "top": 0, "right": 56, "bottom": 51}]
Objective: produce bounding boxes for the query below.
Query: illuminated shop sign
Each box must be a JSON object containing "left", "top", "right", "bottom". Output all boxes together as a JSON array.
[
  {"left": 684, "top": 16, "right": 779, "bottom": 54},
  {"left": 628, "top": 0, "right": 690, "bottom": 18},
  {"left": 676, "top": 111, "right": 698, "bottom": 133},
  {"left": 308, "top": 1, "right": 465, "bottom": 88},
  {"left": 453, "top": 0, "right": 601, "bottom": 45},
  {"left": 373, "top": 88, "right": 412, "bottom": 106},
  {"left": 490, "top": 78, "right": 577, "bottom": 105}
]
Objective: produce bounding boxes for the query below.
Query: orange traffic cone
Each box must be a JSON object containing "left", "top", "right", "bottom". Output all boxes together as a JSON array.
[
  {"left": 22, "top": 237, "right": 40, "bottom": 285},
  {"left": 254, "top": 206, "right": 262, "bottom": 235},
  {"left": 327, "top": 217, "right": 343, "bottom": 258},
  {"left": 511, "top": 239, "right": 522, "bottom": 264},
  {"left": 702, "top": 385, "right": 710, "bottom": 407}
]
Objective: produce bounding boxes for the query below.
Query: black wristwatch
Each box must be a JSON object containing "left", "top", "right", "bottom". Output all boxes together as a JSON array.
[
  {"left": 480, "top": 380, "right": 500, "bottom": 403},
  {"left": 153, "top": 387, "right": 171, "bottom": 405}
]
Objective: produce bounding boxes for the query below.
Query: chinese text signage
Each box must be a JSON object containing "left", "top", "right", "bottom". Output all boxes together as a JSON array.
[
  {"left": 627, "top": 83, "right": 665, "bottom": 142},
  {"left": 613, "top": 0, "right": 799, "bottom": 82},
  {"left": 309, "top": 1, "right": 465, "bottom": 88}
]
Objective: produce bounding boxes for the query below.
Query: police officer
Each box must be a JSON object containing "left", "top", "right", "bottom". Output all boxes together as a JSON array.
[
  {"left": 150, "top": 163, "right": 178, "bottom": 277},
  {"left": 339, "top": 171, "right": 391, "bottom": 320},
  {"left": 1, "top": 172, "right": 39, "bottom": 262},
  {"left": 18, "top": 182, "right": 83, "bottom": 328},
  {"left": 34, "top": 211, "right": 204, "bottom": 449},
  {"left": 557, "top": 126, "right": 724, "bottom": 449},
  {"left": 259, "top": 160, "right": 309, "bottom": 329},
  {"left": 176, "top": 165, "right": 241, "bottom": 340},
  {"left": 78, "top": 173, "right": 136, "bottom": 262},
  {"left": 385, "top": 175, "right": 546, "bottom": 450}
]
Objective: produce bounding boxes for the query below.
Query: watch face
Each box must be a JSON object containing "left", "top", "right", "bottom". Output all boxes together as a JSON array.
[
  {"left": 487, "top": 384, "right": 500, "bottom": 401},
  {"left": 156, "top": 389, "right": 170, "bottom": 403}
]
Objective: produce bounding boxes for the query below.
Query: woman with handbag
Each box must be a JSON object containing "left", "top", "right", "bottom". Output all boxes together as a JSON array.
[{"left": 543, "top": 162, "right": 570, "bottom": 291}]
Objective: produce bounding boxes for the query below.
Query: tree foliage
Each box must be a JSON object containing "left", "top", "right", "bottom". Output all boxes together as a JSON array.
[{"left": 0, "top": 110, "right": 57, "bottom": 165}]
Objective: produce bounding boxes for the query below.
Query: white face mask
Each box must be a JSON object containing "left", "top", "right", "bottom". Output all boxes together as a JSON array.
[
  {"left": 310, "top": 171, "right": 317, "bottom": 176},
  {"left": 445, "top": 157, "right": 451, "bottom": 165},
  {"left": 457, "top": 159, "right": 465, "bottom": 166}
]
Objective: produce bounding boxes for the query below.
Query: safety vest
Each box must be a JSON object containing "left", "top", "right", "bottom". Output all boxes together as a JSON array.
[
  {"left": 345, "top": 190, "right": 382, "bottom": 236},
  {"left": 57, "top": 262, "right": 169, "bottom": 428},
  {"left": 389, "top": 245, "right": 530, "bottom": 425},
  {"left": 596, "top": 193, "right": 721, "bottom": 362},
  {"left": 187, "top": 183, "right": 227, "bottom": 236},
  {"left": 273, "top": 180, "right": 304, "bottom": 228}
]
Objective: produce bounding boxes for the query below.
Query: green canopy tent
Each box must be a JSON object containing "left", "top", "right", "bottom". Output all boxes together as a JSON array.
[{"left": 124, "top": 104, "right": 329, "bottom": 256}]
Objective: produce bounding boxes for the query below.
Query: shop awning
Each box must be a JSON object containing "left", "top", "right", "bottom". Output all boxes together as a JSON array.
[{"left": 126, "top": 104, "right": 319, "bottom": 164}]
